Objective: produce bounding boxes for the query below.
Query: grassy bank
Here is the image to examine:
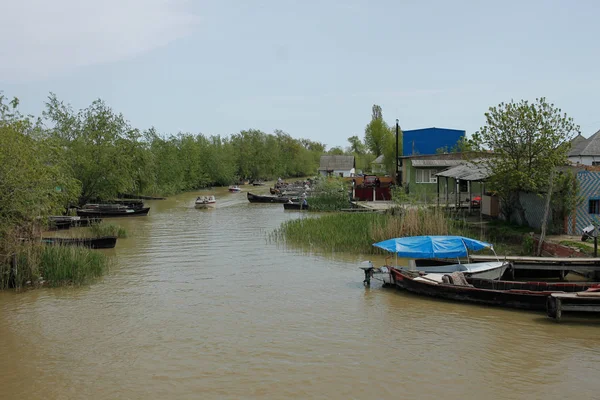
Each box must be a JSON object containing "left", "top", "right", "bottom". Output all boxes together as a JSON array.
[
  {"left": 89, "top": 222, "right": 127, "bottom": 238},
  {"left": 271, "top": 208, "right": 471, "bottom": 254},
  {"left": 0, "top": 242, "right": 111, "bottom": 290},
  {"left": 272, "top": 207, "right": 535, "bottom": 256}
]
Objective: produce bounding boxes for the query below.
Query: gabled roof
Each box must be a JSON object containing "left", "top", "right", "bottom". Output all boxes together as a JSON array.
[
  {"left": 569, "top": 130, "right": 600, "bottom": 156},
  {"left": 372, "top": 155, "right": 385, "bottom": 164},
  {"left": 318, "top": 155, "right": 355, "bottom": 171}
]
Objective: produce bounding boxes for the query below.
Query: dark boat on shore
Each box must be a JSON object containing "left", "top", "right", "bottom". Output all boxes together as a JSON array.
[
  {"left": 387, "top": 267, "right": 600, "bottom": 311},
  {"left": 41, "top": 236, "right": 117, "bottom": 249},
  {"left": 247, "top": 192, "right": 292, "bottom": 203},
  {"left": 283, "top": 202, "right": 309, "bottom": 210},
  {"left": 76, "top": 204, "right": 150, "bottom": 218},
  {"left": 49, "top": 216, "right": 103, "bottom": 228},
  {"left": 119, "top": 194, "right": 166, "bottom": 200}
]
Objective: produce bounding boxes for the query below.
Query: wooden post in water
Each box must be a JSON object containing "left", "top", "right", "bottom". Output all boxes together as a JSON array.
[
  {"left": 537, "top": 170, "right": 555, "bottom": 256},
  {"left": 11, "top": 253, "right": 17, "bottom": 288}
]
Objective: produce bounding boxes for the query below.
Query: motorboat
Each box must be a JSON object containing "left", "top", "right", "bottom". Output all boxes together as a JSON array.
[
  {"left": 195, "top": 195, "right": 216, "bottom": 208},
  {"left": 362, "top": 235, "right": 511, "bottom": 285}
]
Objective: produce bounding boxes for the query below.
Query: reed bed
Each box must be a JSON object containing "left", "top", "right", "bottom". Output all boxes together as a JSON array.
[
  {"left": 0, "top": 240, "right": 111, "bottom": 290},
  {"left": 272, "top": 207, "right": 471, "bottom": 254},
  {"left": 89, "top": 222, "right": 127, "bottom": 238}
]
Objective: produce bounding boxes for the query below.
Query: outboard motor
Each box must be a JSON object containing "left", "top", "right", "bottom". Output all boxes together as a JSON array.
[{"left": 582, "top": 224, "right": 595, "bottom": 242}]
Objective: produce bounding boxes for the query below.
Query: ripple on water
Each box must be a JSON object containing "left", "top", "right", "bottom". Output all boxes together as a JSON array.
[{"left": 1, "top": 192, "right": 600, "bottom": 400}]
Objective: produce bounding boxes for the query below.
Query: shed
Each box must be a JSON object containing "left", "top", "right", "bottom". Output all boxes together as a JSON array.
[
  {"left": 435, "top": 162, "right": 495, "bottom": 214},
  {"left": 318, "top": 155, "right": 356, "bottom": 177}
]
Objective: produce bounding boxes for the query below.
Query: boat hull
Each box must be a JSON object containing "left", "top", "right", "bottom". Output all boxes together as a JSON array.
[
  {"left": 76, "top": 207, "right": 150, "bottom": 218},
  {"left": 247, "top": 192, "right": 291, "bottom": 203},
  {"left": 389, "top": 268, "right": 598, "bottom": 311},
  {"left": 283, "top": 202, "right": 309, "bottom": 210},
  {"left": 195, "top": 202, "right": 216, "bottom": 209},
  {"left": 42, "top": 236, "right": 117, "bottom": 249}
]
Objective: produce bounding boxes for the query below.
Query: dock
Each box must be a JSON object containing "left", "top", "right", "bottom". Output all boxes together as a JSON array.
[
  {"left": 546, "top": 292, "right": 600, "bottom": 321},
  {"left": 469, "top": 255, "right": 600, "bottom": 280}
]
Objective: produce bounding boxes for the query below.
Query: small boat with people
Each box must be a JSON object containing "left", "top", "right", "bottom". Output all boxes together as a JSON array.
[
  {"left": 228, "top": 185, "right": 242, "bottom": 192},
  {"left": 195, "top": 195, "right": 216, "bottom": 208},
  {"left": 365, "top": 236, "right": 511, "bottom": 284}
]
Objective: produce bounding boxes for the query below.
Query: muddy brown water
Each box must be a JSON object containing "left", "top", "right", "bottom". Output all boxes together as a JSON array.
[{"left": 1, "top": 188, "right": 599, "bottom": 399}]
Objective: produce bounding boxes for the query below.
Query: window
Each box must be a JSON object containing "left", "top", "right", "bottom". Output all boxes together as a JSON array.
[
  {"left": 415, "top": 169, "right": 438, "bottom": 183},
  {"left": 589, "top": 200, "right": 600, "bottom": 214},
  {"left": 593, "top": 162, "right": 600, "bottom": 166},
  {"left": 459, "top": 180, "right": 468, "bottom": 192}
]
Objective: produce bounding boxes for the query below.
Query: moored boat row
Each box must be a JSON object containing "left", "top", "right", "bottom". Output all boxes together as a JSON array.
[{"left": 361, "top": 235, "right": 600, "bottom": 321}]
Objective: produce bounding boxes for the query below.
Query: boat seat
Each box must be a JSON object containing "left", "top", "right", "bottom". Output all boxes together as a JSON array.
[{"left": 442, "top": 272, "right": 473, "bottom": 287}]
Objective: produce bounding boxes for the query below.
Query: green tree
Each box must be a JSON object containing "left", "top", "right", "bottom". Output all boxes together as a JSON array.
[
  {"left": 44, "top": 94, "right": 141, "bottom": 204},
  {"left": 0, "top": 95, "right": 79, "bottom": 237},
  {"left": 364, "top": 105, "right": 393, "bottom": 156},
  {"left": 347, "top": 135, "right": 366, "bottom": 154},
  {"left": 327, "top": 147, "right": 345, "bottom": 155},
  {"left": 471, "top": 98, "right": 579, "bottom": 225}
]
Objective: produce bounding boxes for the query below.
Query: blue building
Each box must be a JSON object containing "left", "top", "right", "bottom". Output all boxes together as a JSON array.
[{"left": 402, "top": 127, "right": 465, "bottom": 156}]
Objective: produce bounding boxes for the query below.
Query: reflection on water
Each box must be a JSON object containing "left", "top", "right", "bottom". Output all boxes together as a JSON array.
[{"left": 1, "top": 188, "right": 600, "bottom": 399}]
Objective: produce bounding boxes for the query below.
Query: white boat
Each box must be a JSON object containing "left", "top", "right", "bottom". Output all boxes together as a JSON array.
[
  {"left": 195, "top": 195, "right": 216, "bottom": 208},
  {"left": 362, "top": 236, "right": 511, "bottom": 286},
  {"left": 228, "top": 185, "right": 242, "bottom": 192}
]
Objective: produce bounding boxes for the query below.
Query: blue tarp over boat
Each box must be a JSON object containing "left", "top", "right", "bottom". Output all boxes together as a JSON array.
[{"left": 373, "top": 235, "right": 492, "bottom": 259}]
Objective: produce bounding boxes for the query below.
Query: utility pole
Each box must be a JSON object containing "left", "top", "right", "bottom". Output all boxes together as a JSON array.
[{"left": 395, "top": 119, "right": 400, "bottom": 186}]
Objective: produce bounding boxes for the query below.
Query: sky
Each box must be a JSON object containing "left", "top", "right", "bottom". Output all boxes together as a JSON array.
[{"left": 1, "top": 0, "right": 599, "bottom": 150}]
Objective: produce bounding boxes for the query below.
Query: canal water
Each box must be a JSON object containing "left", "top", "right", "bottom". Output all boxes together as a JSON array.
[{"left": 1, "top": 188, "right": 599, "bottom": 399}]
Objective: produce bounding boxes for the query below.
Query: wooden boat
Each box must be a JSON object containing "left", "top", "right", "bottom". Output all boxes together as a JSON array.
[
  {"left": 283, "top": 202, "right": 309, "bottom": 210},
  {"left": 247, "top": 192, "right": 292, "bottom": 203},
  {"left": 49, "top": 216, "right": 102, "bottom": 228},
  {"left": 195, "top": 195, "right": 216, "bottom": 208},
  {"left": 48, "top": 218, "right": 72, "bottom": 230},
  {"left": 107, "top": 199, "right": 145, "bottom": 209},
  {"left": 370, "top": 236, "right": 511, "bottom": 283},
  {"left": 228, "top": 185, "right": 242, "bottom": 192},
  {"left": 119, "top": 194, "right": 166, "bottom": 200},
  {"left": 76, "top": 204, "right": 150, "bottom": 218},
  {"left": 41, "top": 236, "right": 117, "bottom": 249},
  {"left": 386, "top": 268, "right": 600, "bottom": 311}
]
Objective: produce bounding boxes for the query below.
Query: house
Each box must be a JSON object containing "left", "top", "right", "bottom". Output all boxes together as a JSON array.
[
  {"left": 402, "top": 127, "right": 465, "bottom": 156},
  {"left": 371, "top": 155, "right": 386, "bottom": 174},
  {"left": 568, "top": 129, "right": 600, "bottom": 166},
  {"left": 400, "top": 152, "right": 489, "bottom": 204},
  {"left": 566, "top": 167, "right": 600, "bottom": 235},
  {"left": 318, "top": 155, "right": 356, "bottom": 177}
]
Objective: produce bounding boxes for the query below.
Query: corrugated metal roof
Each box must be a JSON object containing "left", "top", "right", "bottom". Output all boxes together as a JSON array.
[
  {"left": 435, "top": 163, "right": 491, "bottom": 181},
  {"left": 318, "top": 155, "right": 355, "bottom": 170},
  {"left": 411, "top": 159, "right": 464, "bottom": 167}
]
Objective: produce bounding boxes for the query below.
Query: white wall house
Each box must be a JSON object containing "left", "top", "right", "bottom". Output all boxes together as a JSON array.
[
  {"left": 568, "top": 130, "right": 600, "bottom": 166},
  {"left": 371, "top": 155, "right": 386, "bottom": 174},
  {"left": 318, "top": 155, "right": 356, "bottom": 177}
]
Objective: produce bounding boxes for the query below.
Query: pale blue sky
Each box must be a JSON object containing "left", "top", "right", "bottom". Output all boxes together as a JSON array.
[{"left": 1, "top": 0, "right": 599, "bottom": 149}]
